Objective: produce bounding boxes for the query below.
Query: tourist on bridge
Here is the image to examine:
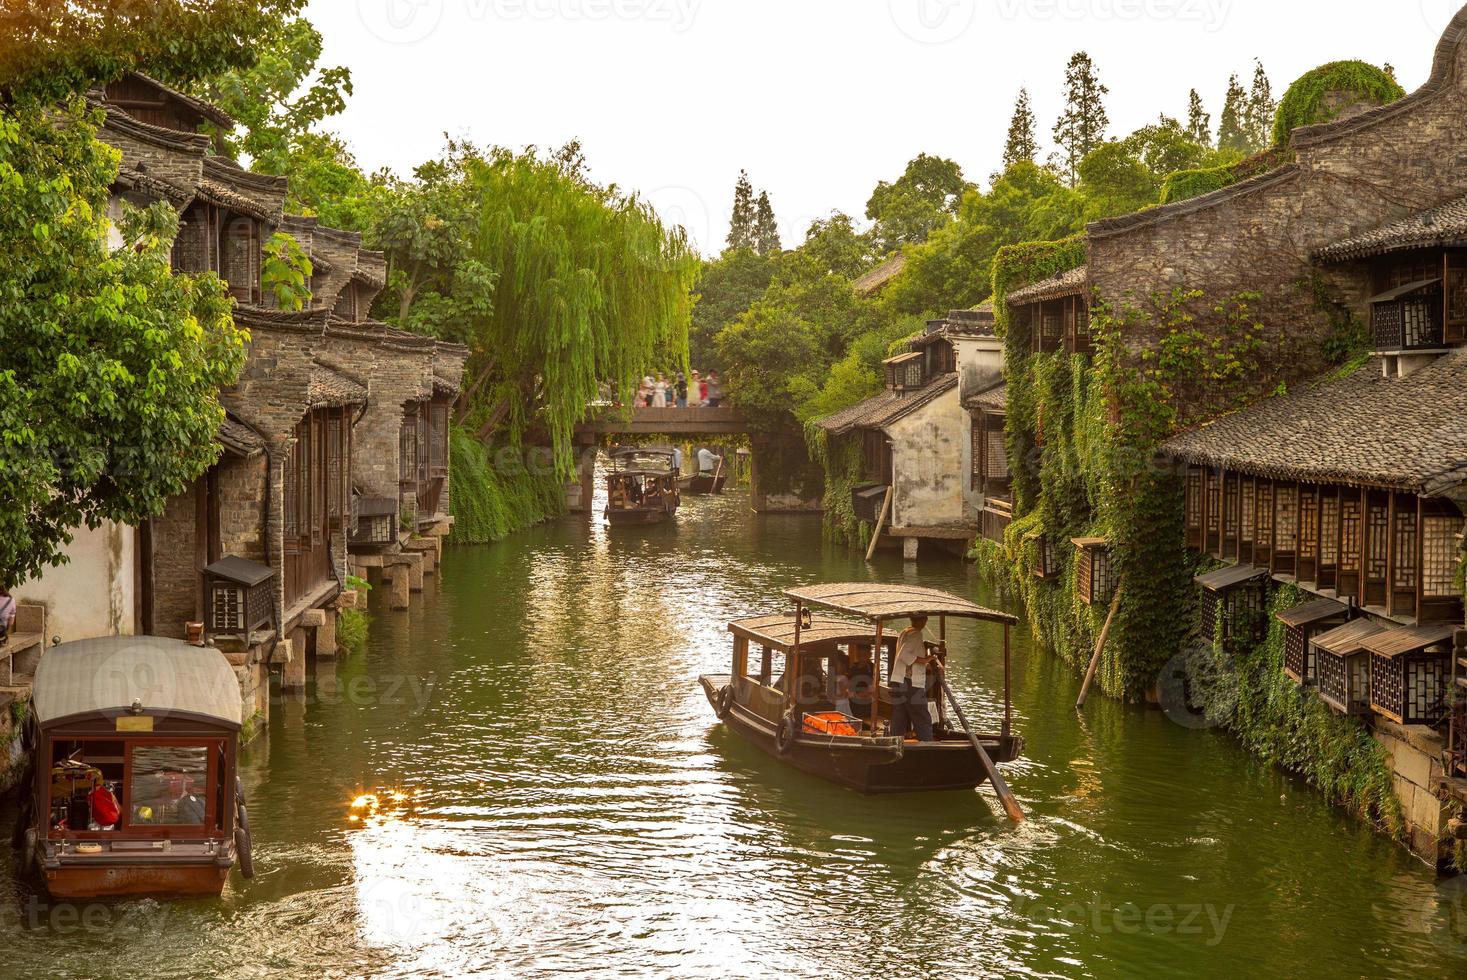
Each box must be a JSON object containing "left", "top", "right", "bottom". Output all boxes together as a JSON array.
[
  {"left": 652, "top": 373, "right": 668, "bottom": 409},
  {"left": 688, "top": 371, "right": 703, "bottom": 407},
  {"left": 706, "top": 371, "right": 723, "bottom": 408},
  {"left": 890, "top": 616, "right": 937, "bottom": 742},
  {"left": 675, "top": 373, "right": 688, "bottom": 409}
]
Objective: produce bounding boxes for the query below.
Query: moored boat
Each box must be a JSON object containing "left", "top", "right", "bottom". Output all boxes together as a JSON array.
[
  {"left": 13, "top": 636, "right": 254, "bottom": 899},
  {"left": 699, "top": 583, "right": 1023, "bottom": 797},
  {"left": 605, "top": 446, "right": 681, "bottom": 526}
]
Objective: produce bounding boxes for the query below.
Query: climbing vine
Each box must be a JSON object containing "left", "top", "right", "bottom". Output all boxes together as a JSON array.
[
  {"left": 808, "top": 427, "right": 869, "bottom": 548},
  {"left": 1182, "top": 584, "right": 1404, "bottom": 834},
  {"left": 1272, "top": 61, "right": 1405, "bottom": 146},
  {"left": 449, "top": 426, "right": 567, "bottom": 545}
]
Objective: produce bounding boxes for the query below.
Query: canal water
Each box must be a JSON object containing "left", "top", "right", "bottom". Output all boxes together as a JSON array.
[{"left": 3, "top": 488, "right": 1466, "bottom": 978}]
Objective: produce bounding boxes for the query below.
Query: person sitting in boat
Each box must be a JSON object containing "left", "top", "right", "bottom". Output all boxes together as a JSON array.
[
  {"left": 890, "top": 617, "right": 938, "bottom": 742},
  {"left": 834, "top": 643, "right": 876, "bottom": 722}
]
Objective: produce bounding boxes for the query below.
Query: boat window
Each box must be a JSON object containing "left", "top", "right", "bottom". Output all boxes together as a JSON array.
[
  {"left": 129, "top": 745, "right": 211, "bottom": 827},
  {"left": 48, "top": 740, "right": 125, "bottom": 834}
]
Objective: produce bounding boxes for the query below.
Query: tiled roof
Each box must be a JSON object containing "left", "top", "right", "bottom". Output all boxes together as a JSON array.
[
  {"left": 308, "top": 364, "right": 368, "bottom": 409},
  {"left": 218, "top": 416, "right": 265, "bottom": 457},
  {"left": 1315, "top": 195, "right": 1467, "bottom": 263},
  {"left": 1007, "top": 265, "right": 1088, "bottom": 307},
  {"left": 1161, "top": 350, "right": 1467, "bottom": 494},
  {"left": 196, "top": 178, "right": 276, "bottom": 224},
  {"left": 128, "top": 73, "right": 236, "bottom": 129},
  {"left": 965, "top": 383, "right": 1006, "bottom": 413},
  {"left": 816, "top": 374, "right": 958, "bottom": 436},
  {"left": 853, "top": 253, "right": 907, "bottom": 296},
  {"left": 944, "top": 304, "right": 997, "bottom": 338}
]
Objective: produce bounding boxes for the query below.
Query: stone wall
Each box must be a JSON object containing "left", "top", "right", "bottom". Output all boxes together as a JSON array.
[
  {"left": 885, "top": 386, "right": 971, "bottom": 531},
  {"left": 149, "top": 480, "right": 201, "bottom": 638},
  {"left": 96, "top": 111, "right": 207, "bottom": 190},
  {"left": 1374, "top": 719, "right": 1452, "bottom": 861},
  {"left": 1086, "top": 10, "right": 1467, "bottom": 416}
]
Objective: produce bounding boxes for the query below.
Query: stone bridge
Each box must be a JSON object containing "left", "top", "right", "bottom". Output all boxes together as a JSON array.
[{"left": 569, "top": 405, "right": 821, "bottom": 515}]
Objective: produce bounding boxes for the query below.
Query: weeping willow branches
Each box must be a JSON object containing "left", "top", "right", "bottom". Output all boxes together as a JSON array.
[{"left": 376, "top": 142, "right": 697, "bottom": 474}]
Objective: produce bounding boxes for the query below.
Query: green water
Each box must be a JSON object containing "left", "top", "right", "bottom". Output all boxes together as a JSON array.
[{"left": 3, "top": 489, "right": 1466, "bottom": 978}]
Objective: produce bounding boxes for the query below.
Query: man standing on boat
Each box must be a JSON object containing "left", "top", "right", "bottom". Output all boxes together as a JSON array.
[{"left": 890, "top": 616, "right": 938, "bottom": 741}]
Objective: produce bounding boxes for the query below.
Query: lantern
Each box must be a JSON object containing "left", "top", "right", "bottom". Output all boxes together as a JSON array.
[
  {"left": 203, "top": 557, "right": 275, "bottom": 637},
  {"left": 1364, "top": 624, "right": 1455, "bottom": 726},
  {"left": 350, "top": 497, "right": 398, "bottom": 549},
  {"left": 1313, "top": 618, "right": 1385, "bottom": 716},
  {"left": 1072, "top": 538, "right": 1115, "bottom": 605},
  {"left": 1275, "top": 598, "right": 1349, "bottom": 686},
  {"left": 1195, "top": 564, "right": 1269, "bottom": 644}
]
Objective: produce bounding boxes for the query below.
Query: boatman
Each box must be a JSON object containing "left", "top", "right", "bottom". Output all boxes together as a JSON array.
[{"left": 890, "top": 616, "right": 938, "bottom": 742}]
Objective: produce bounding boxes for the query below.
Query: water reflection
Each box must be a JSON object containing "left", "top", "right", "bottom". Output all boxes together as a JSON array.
[{"left": 0, "top": 488, "right": 1462, "bottom": 978}]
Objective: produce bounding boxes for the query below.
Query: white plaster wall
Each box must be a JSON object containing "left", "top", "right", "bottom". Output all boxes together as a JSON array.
[
  {"left": 952, "top": 334, "right": 1007, "bottom": 521},
  {"left": 885, "top": 386, "right": 970, "bottom": 530},
  {"left": 17, "top": 522, "right": 138, "bottom": 642}
]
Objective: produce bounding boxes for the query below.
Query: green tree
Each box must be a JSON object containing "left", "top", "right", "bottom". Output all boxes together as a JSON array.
[
  {"left": 1244, "top": 60, "right": 1275, "bottom": 152},
  {"left": 781, "top": 213, "right": 875, "bottom": 284},
  {"left": 1186, "top": 89, "right": 1211, "bottom": 146},
  {"left": 1217, "top": 73, "right": 1250, "bottom": 154},
  {"left": 262, "top": 231, "right": 314, "bottom": 310},
  {"left": 1078, "top": 143, "right": 1159, "bottom": 221},
  {"left": 0, "top": 0, "right": 305, "bottom": 103},
  {"left": 1053, "top": 51, "right": 1110, "bottom": 185},
  {"left": 0, "top": 101, "right": 248, "bottom": 584},
  {"left": 753, "top": 190, "right": 781, "bottom": 256},
  {"left": 1002, "top": 88, "right": 1040, "bottom": 171},
  {"left": 190, "top": 16, "right": 371, "bottom": 229},
  {"left": 726, "top": 170, "right": 755, "bottom": 253},
  {"left": 688, "top": 249, "right": 777, "bottom": 369},
  {"left": 865, "top": 153, "right": 969, "bottom": 252},
  {"left": 1122, "top": 116, "right": 1212, "bottom": 179},
  {"left": 446, "top": 143, "right": 699, "bottom": 462}
]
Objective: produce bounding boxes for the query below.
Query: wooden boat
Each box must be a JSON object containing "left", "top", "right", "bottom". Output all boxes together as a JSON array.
[
  {"left": 605, "top": 446, "right": 681, "bottom": 526},
  {"left": 13, "top": 636, "right": 254, "bottom": 899},
  {"left": 679, "top": 471, "right": 727, "bottom": 496},
  {"left": 699, "top": 583, "right": 1023, "bottom": 795}
]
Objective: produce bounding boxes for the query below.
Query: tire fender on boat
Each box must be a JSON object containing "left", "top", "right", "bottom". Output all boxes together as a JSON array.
[
  {"left": 775, "top": 715, "right": 797, "bottom": 755},
  {"left": 716, "top": 685, "right": 736, "bottom": 720},
  {"left": 235, "top": 778, "right": 255, "bottom": 880}
]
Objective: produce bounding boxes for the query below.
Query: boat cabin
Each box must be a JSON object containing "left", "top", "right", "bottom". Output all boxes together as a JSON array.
[
  {"left": 605, "top": 447, "right": 681, "bottom": 526},
  {"left": 19, "top": 637, "right": 253, "bottom": 899}
]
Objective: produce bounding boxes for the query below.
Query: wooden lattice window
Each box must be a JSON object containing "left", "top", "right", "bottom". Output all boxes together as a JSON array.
[
  {"left": 282, "top": 446, "right": 299, "bottom": 552},
  {"left": 399, "top": 408, "right": 417, "bottom": 486},
  {"left": 430, "top": 401, "right": 450, "bottom": 474},
  {"left": 1423, "top": 515, "right": 1462, "bottom": 597},
  {"left": 1201, "top": 591, "right": 1221, "bottom": 640},
  {"left": 1185, "top": 468, "right": 1204, "bottom": 548},
  {"left": 1448, "top": 255, "right": 1467, "bottom": 344},
  {"left": 1275, "top": 484, "right": 1297, "bottom": 553},
  {"left": 1284, "top": 626, "right": 1314, "bottom": 684},
  {"left": 1364, "top": 495, "right": 1390, "bottom": 595},
  {"left": 1299, "top": 487, "right": 1319, "bottom": 562},
  {"left": 1241, "top": 480, "right": 1256, "bottom": 545},
  {"left": 1257, "top": 482, "right": 1274, "bottom": 542},
  {"left": 222, "top": 217, "right": 259, "bottom": 304},
  {"left": 1205, "top": 469, "right": 1222, "bottom": 552},
  {"left": 986, "top": 418, "right": 1008, "bottom": 483},
  {"left": 1320, "top": 494, "right": 1340, "bottom": 565},
  {"left": 1222, "top": 474, "right": 1241, "bottom": 559},
  {"left": 1339, "top": 495, "right": 1362, "bottom": 573},
  {"left": 1393, "top": 503, "right": 1418, "bottom": 591},
  {"left": 971, "top": 421, "right": 982, "bottom": 491},
  {"left": 904, "top": 360, "right": 924, "bottom": 388}
]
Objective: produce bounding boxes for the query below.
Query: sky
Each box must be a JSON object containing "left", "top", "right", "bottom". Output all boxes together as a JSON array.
[{"left": 306, "top": 0, "right": 1459, "bottom": 256}]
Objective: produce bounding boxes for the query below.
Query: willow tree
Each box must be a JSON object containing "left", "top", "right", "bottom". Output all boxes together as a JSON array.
[{"left": 448, "top": 143, "right": 697, "bottom": 470}]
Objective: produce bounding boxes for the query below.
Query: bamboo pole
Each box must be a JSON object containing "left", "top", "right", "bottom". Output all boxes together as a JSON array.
[
  {"left": 865, "top": 486, "right": 894, "bottom": 562},
  {"left": 1077, "top": 583, "right": 1125, "bottom": 710}
]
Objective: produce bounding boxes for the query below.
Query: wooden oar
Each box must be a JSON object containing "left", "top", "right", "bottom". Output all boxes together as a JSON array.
[{"left": 936, "top": 670, "right": 1025, "bottom": 823}]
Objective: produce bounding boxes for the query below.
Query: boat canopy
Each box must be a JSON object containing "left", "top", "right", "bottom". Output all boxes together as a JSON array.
[
  {"left": 33, "top": 636, "right": 243, "bottom": 730},
  {"left": 730, "top": 614, "right": 882, "bottom": 652},
  {"left": 783, "top": 583, "right": 1019, "bottom": 626}
]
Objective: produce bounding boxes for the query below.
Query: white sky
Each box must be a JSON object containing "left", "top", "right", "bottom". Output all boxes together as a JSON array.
[{"left": 309, "top": 0, "right": 1457, "bottom": 256}]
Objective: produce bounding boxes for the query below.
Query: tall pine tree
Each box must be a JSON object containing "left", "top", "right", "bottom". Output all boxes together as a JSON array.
[
  {"left": 1244, "top": 60, "right": 1276, "bottom": 151},
  {"left": 1002, "top": 88, "right": 1039, "bottom": 170},
  {"left": 726, "top": 170, "right": 755, "bottom": 252},
  {"left": 1053, "top": 52, "right": 1109, "bottom": 186},
  {"left": 753, "top": 190, "right": 780, "bottom": 256},
  {"left": 1186, "top": 89, "right": 1211, "bottom": 146},
  {"left": 1217, "top": 73, "right": 1249, "bottom": 154}
]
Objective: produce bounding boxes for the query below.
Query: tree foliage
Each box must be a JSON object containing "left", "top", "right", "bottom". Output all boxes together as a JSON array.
[
  {"left": 753, "top": 190, "right": 780, "bottom": 256},
  {"left": 1186, "top": 89, "right": 1211, "bottom": 146},
  {"left": 726, "top": 170, "right": 755, "bottom": 252},
  {"left": 0, "top": 102, "right": 247, "bottom": 585},
  {"left": 189, "top": 16, "right": 371, "bottom": 230},
  {"left": 0, "top": 0, "right": 305, "bottom": 103},
  {"left": 1002, "top": 88, "right": 1039, "bottom": 172},
  {"left": 1053, "top": 51, "right": 1109, "bottom": 185},
  {"left": 1244, "top": 60, "right": 1276, "bottom": 153},
  {"left": 440, "top": 143, "right": 699, "bottom": 466},
  {"left": 1217, "top": 73, "right": 1249, "bottom": 154},
  {"left": 262, "top": 230, "right": 314, "bottom": 311},
  {"left": 865, "top": 153, "right": 970, "bottom": 253}
]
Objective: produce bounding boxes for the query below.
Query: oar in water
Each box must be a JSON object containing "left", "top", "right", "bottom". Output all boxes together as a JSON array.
[{"left": 935, "top": 670, "right": 1025, "bottom": 823}]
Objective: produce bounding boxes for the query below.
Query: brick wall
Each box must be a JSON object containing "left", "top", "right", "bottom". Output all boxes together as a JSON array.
[
  {"left": 149, "top": 480, "right": 201, "bottom": 639},
  {"left": 1086, "top": 11, "right": 1467, "bottom": 418}
]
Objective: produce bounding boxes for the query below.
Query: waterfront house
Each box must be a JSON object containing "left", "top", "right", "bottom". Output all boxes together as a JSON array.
[
  {"left": 817, "top": 305, "right": 999, "bottom": 560},
  {"left": 10, "top": 74, "right": 467, "bottom": 733},
  {"left": 1005, "top": 267, "right": 1092, "bottom": 356}
]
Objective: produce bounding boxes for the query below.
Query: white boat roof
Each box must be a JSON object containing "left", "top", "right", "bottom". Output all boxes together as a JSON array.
[{"left": 33, "top": 636, "right": 242, "bottom": 729}]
